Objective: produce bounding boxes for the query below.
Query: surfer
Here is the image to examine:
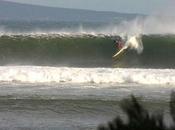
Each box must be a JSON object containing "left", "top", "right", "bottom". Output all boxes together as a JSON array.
[
  {"left": 114, "top": 36, "right": 125, "bottom": 50},
  {"left": 113, "top": 36, "right": 129, "bottom": 58},
  {"left": 113, "top": 35, "right": 143, "bottom": 58}
]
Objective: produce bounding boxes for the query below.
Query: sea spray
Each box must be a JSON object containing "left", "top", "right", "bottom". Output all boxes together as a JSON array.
[
  {"left": 1, "top": 14, "right": 175, "bottom": 36},
  {"left": 125, "top": 34, "right": 143, "bottom": 54}
]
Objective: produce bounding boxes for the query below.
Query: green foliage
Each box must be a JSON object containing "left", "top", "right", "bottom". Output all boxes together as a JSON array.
[{"left": 98, "top": 92, "right": 175, "bottom": 130}]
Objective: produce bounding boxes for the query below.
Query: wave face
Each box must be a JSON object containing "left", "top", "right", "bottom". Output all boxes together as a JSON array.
[
  {"left": 0, "top": 34, "right": 115, "bottom": 67},
  {"left": 0, "top": 34, "right": 175, "bottom": 68},
  {"left": 0, "top": 66, "right": 174, "bottom": 85}
]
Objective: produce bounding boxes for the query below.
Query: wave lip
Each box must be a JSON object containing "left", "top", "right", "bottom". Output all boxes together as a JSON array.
[{"left": 0, "top": 66, "right": 174, "bottom": 85}]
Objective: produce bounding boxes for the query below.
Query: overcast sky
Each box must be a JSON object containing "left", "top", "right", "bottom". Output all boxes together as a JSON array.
[{"left": 5, "top": 0, "right": 169, "bottom": 14}]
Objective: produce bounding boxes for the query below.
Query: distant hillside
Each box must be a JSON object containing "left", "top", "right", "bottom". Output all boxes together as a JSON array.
[{"left": 0, "top": 1, "right": 143, "bottom": 22}]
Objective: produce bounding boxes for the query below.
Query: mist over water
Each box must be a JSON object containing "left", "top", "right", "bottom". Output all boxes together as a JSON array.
[
  {"left": 0, "top": 7, "right": 175, "bottom": 37},
  {"left": 119, "top": 2, "right": 175, "bottom": 35}
]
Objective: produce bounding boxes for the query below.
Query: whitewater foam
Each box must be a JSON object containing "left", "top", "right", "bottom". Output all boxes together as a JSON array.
[
  {"left": 0, "top": 66, "right": 174, "bottom": 85},
  {"left": 125, "top": 35, "right": 143, "bottom": 54}
]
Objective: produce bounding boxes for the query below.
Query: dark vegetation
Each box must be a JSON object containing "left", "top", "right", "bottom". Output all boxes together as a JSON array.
[{"left": 98, "top": 92, "right": 175, "bottom": 130}]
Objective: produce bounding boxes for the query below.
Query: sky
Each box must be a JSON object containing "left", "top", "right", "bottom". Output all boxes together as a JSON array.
[{"left": 5, "top": 0, "right": 169, "bottom": 14}]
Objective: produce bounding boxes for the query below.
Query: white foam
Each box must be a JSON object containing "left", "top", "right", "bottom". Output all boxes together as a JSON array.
[
  {"left": 125, "top": 35, "right": 144, "bottom": 54},
  {"left": 0, "top": 66, "right": 174, "bottom": 85}
]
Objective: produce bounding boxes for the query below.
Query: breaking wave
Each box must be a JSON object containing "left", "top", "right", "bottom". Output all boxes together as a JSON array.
[
  {"left": 0, "top": 66, "right": 174, "bottom": 85},
  {"left": 0, "top": 34, "right": 174, "bottom": 68}
]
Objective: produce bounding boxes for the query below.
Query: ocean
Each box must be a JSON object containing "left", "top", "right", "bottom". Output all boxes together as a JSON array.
[{"left": 0, "top": 21, "right": 175, "bottom": 130}]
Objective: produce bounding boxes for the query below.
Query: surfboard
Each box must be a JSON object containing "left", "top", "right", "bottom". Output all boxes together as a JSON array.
[{"left": 112, "top": 46, "right": 128, "bottom": 58}]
